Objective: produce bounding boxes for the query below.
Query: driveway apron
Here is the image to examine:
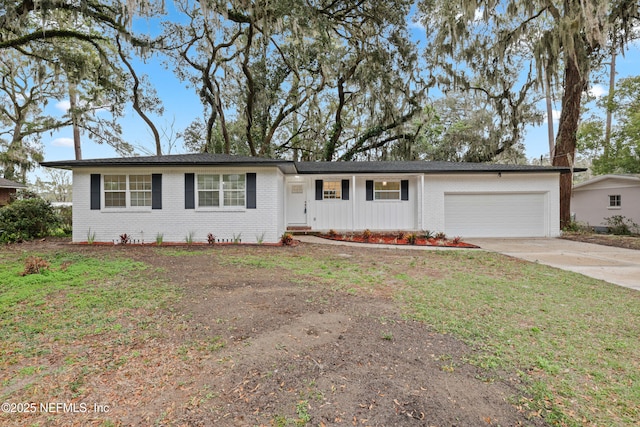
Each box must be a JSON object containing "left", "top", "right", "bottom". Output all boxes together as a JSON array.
[
  {"left": 297, "top": 235, "right": 640, "bottom": 290},
  {"left": 468, "top": 238, "right": 640, "bottom": 291}
]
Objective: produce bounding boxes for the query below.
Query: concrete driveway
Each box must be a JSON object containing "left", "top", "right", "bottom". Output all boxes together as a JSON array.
[{"left": 468, "top": 238, "right": 640, "bottom": 291}]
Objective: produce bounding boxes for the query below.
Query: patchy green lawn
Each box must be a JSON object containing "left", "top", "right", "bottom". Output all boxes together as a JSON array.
[
  {"left": 222, "top": 248, "right": 640, "bottom": 426},
  {"left": 1, "top": 242, "right": 638, "bottom": 426}
]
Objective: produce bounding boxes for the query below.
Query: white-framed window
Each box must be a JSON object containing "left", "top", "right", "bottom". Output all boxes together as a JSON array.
[
  {"left": 374, "top": 181, "right": 400, "bottom": 200},
  {"left": 197, "top": 174, "right": 245, "bottom": 208},
  {"left": 104, "top": 175, "right": 127, "bottom": 208},
  {"left": 223, "top": 174, "right": 245, "bottom": 207},
  {"left": 104, "top": 175, "right": 153, "bottom": 208},
  {"left": 129, "top": 175, "right": 152, "bottom": 207},
  {"left": 609, "top": 194, "right": 621, "bottom": 207},
  {"left": 323, "top": 181, "right": 342, "bottom": 200},
  {"left": 198, "top": 174, "right": 220, "bottom": 207}
]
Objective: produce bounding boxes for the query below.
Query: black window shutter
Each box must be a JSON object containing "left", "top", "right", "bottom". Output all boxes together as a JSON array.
[
  {"left": 152, "top": 174, "right": 162, "bottom": 209},
  {"left": 366, "top": 180, "right": 374, "bottom": 201},
  {"left": 185, "top": 173, "right": 195, "bottom": 209},
  {"left": 246, "top": 173, "right": 257, "bottom": 209},
  {"left": 341, "top": 179, "right": 350, "bottom": 200},
  {"left": 401, "top": 180, "right": 409, "bottom": 201},
  {"left": 90, "top": 174, "right": 101, "bottom": 210},
  {"left": 315, "top": 180, "right": 323, "bottom": 200}
]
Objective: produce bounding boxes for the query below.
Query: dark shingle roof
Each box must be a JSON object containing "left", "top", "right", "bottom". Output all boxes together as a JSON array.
[
  {"left": 41, "top": 154, "right": 574, "bottom": 174},
  {"left": 0, "top": 178, "right": 27, "bottom": 188},
  {"left": 294, "top": 161, "right": 573, "bottom": 174},
  {"left": 40, "top": 153, "right": 297, "bottom": 173}
]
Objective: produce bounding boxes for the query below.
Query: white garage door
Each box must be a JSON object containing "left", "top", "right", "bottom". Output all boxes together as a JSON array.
[{"left": 444, "top": 193, "right": 547, "bottom": 238}]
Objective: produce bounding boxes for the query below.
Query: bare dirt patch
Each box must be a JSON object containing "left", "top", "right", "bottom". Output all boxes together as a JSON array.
[
  {"left": 2, "top": 240, "right": 546, "bottom": 426},
  {"left": 562, "top": 232, "right": 640, "bottom": 250}
]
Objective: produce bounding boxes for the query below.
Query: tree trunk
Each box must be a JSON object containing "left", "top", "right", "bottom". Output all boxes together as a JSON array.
[
  {"left": 69, "top": 82, "right": 82, "bottom": 160},
  {"left": 544, "top": 69, "right": 555, "bottom": 159},
  {"left": 116, "top": 35, "right": 162, "bottom": 155},
  {"left": 553, "top": 55, "right": 585, "bottom": 229},
  {"left": 604, "top": 45, "right": 616, "bottom": 156}
]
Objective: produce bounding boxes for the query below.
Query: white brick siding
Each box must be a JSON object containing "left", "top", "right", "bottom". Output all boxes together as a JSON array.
[{"left": 72, "top": 166, "right": 285, "bottom": 244}]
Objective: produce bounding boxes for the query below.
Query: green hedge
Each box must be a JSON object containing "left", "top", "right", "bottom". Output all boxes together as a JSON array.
[{"left": 0, "top": 198, "right": 61, "bottom": 243}]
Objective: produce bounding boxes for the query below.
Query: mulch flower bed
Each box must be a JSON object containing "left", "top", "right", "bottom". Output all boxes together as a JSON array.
[{"left": 318, "top": 232, "right": 479, "bottom": 248}]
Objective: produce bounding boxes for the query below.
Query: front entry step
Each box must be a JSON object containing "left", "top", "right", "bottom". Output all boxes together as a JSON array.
[{"left": 287, "top": 226, "right": 312, "bottom": 231}]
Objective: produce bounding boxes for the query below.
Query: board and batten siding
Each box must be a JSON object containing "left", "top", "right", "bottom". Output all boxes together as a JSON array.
[
  {"left": 305, "top": 175, "right": 419, "bottom": 231},
  {"left": 72, "top": 166, "right": 285, "bottom": 244},
  {"left": 423, "top": 173, "right": 560, "bottom": 238}
]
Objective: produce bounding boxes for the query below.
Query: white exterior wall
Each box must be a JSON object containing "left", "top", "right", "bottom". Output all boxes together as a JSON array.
[
  {"left": 572, "top": 180, "right": 640, "bottom": 228},
  {"left": 353, "top": 176, "right": 418, "bottom": 231},
  {"left": 72, "top": 166, "right": 285, "bottom": 244},
  {"left": 424, "top": 173, "right": 561, "bottom": 237},
  {"left": 303, "top": 175, "right": 419, "bottom": 232}
]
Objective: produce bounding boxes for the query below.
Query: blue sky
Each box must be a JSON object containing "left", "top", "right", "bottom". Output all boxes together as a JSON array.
[{"left": 39, "top": 10, "right": 640, "bottom": 171}]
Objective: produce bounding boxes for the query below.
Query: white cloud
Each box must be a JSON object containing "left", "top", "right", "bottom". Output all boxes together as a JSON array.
[
  {"left": 407, "top": 9, "right": 426, "bottom": 31},
  {"left": 543, "top": 110, "right": 562, "bottom": 124},
  {"left": 54, "top": 99, "right": 109, "bottom": 114},
  {"left": 56, "top": 100, "right": 70, "bottom": 112},
  {"left": 51, "top": 137, "right": 74, "bottom": 147},
  {"left": 589, "top": 84, "right": 607, "bottom": 98}
]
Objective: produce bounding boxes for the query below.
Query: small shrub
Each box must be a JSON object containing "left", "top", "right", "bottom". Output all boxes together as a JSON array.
[
  {"left": 54, "top": 205, "right": 72, "bottom": 235},
  {"left": 87, "top": 228, "right": 97, "bottom": 244},
  {"left": 119, "top": 233, "right": 131, "bottom": 245},
  {"left": 422, "top": 229, "right": 434, "bottom": 239},
  {"left": 362, "top": 229, "right": 372, "bottom": 241},
  {"left": 328, "top": 229, "right": 338, "bottom": 238},
  {"left": 435, "top": 231, "right": 447, "bottom": 240},
  {"left": 155, "top": 233, "right": 164, "bottom": 245},
  {"left": 255, "top": 231, "right": 266, "bottom": 245},
  {"left": 281, "top": 232, "right": 294, "bottom": 246},
  {"left": 563, "top": 219, "right": 593, "bottom": 234},
  {"left": 404, "top": 232, "right": 418, "bottom": 245},
  {"left": 396, "top": 231, "right": 405, "bottom": 240},
  {"left": 0, "top": 197, "right": 60, "bottom": 243},
  {"left": 452, "top": 236, "right": 462, "bottom": 244},
  {"left": 232, "top": 232, "right": 242, "bottom": 244},
  {"left": 185, "top": 231, "right": 195, "bottom": 245},
  {"left": 20, "top": 256, "right": 50, "bottom": 276},
  {"left": 207, "top": 233, "right": 216, "bottom": 245},
  {"left": 603, "top": 215, "right": 638, "bottom": 235}
]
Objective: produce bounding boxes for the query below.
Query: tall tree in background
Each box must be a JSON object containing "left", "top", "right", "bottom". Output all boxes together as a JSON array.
[
  {"left": 419, "top": 0, "right": 640, "bottom": 228},
  {"left": 578, "top": 75, "right": 640, "bottom": 174},
  {"left": 1, "top": 0, "right": 163, "bottom": 160},
  {"left": 0, "top": 0, "right": 154, "bottom": 52},
  {"left": 0, "top": 51, "right": 68, "bottom": 181},
  {"left": 165, "top": 0, "right": 424, "bottom": 160},
  {"left": 52, "top": 37, "right": 134, "bottom": 159}
]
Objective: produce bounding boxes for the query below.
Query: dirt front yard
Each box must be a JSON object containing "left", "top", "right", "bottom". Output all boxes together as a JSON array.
[{"left": 2, "top": 240, "right": 547, "bottom": 426}]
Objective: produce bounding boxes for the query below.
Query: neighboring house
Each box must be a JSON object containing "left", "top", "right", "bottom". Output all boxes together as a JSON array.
[
  {"left": 0, "top": 178, "right": 27, "bottom": 207},
  {"left": 41, "top": 153, "right": 571, "bottom": 244},
  {"left": 572, "top": 174, "right": 640, "bottom": 229}
]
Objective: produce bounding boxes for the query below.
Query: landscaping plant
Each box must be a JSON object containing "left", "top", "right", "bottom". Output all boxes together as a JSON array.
[{"left": 0, "top": 197, "right": 60, "bottom": 243}]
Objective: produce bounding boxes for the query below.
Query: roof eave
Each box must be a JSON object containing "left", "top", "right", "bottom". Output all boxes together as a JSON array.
[{"left": 40, "top": 160, "right": 295, "bottom": 172}]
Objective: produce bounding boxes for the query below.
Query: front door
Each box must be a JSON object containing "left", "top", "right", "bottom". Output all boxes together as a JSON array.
[{"left": 286, "top": 182, "right": 307, "bottom": 226}]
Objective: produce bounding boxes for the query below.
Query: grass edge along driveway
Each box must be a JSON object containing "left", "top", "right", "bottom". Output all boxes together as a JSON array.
[
  {"left": 224, "top": 247, "right": 640, "bottom": 426},
  {"left": 1, "top": 245, "right": 639, "bottom": 427}
]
